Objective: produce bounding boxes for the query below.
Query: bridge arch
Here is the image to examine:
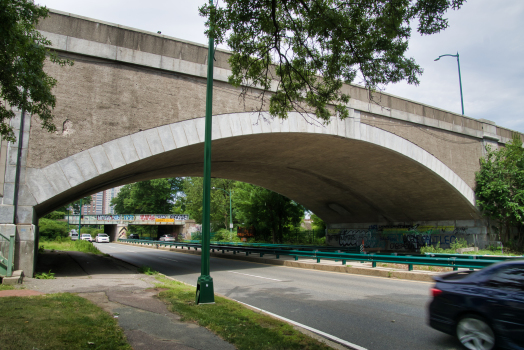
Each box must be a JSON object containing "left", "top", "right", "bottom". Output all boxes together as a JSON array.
[{"left": 25, "top": 110, "right": 477, "bottom": 224}]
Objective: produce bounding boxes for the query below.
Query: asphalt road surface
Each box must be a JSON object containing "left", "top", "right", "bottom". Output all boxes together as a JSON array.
[{"left": 95, "top": 243, "right": 462, "bottom": 350}]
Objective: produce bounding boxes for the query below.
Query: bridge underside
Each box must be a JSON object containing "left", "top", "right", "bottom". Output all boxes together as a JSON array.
[{"left": 34, "top": 132, "right": 479, "bottom": 224}]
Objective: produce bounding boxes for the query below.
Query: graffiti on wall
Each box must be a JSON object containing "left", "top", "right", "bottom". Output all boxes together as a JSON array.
[{"left": 327, "top": 224, "right": 470, "bottom": 250}]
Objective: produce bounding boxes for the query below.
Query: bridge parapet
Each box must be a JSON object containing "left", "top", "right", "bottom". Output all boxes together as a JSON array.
[{"left": 66, "top": 214, "right": 189, "bottom": 225}]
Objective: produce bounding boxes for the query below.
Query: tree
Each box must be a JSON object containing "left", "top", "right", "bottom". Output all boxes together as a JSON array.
[
  {"left": 181, "top": 177, "right": 235, "bottom": 230},
  {"left": 311, "top": 213, "right": 326, "bottom": 232},
  {"left": 233, "top": 182, "right": 304, "bottom": 243},
  {"left": 200, "top": 0, "right": 464, "bottom": 123},
  {"left": 111, "top": 178, "right": 183, "bottom": 214},
  {"left": 0, "top": 0, "right": 72, "bottom": 142},
  {"left": 475, "top": 135, "right": 524, "bottom": 248}
]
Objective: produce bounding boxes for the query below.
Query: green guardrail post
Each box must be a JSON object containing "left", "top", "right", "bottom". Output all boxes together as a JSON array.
[
  {"left": 372, "top": 261, "right": 376, "bottom": 268},
  {"left": 342, "top": 260, "right": 346, "bottom": 265},
  {"left": 408, "top": 264, "right": 413, "bottom": 271},
  {"left": 8, "top": 234, "right": 15, "bottom": 277},
  {"left": 317, "top": 258, "right": 321, "bottom": 263}
]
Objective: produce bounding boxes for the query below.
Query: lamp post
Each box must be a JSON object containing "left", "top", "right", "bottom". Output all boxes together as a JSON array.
[
  {"left": 212, "top": 187, "right": 233, "bottom": 233},
  {"left": 434, "top": 52, "right": 464, "bottom": 115},
  {"left": 196, "top": 0, "right": 215, "bottom": 305},
  {"left": 77, "top": 198, "right": 83, "bottom": 236}
]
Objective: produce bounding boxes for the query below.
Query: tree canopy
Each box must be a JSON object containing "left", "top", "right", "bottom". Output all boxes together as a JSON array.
[
  {"left": 200, "top": 0, "right": 464, "bottom": 122},
  {"left": 0, "top": 0, "right": 72, "bottom": 142},
  {"left": 233, "top": 182, "right": 305, "bottom": 243},
  {"left": 475, "top": 136, "right": 524, "bottom": 248},
  {"left": 111, "top": 178, "right": 183, "bottom": 214},
  {"left": 179, "top": 177, "right": 236, "bottom": 230}
]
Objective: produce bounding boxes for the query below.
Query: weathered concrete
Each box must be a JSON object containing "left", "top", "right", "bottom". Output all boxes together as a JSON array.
[{"left": 1, "top": 9, "right": 523, "bottom": 274}]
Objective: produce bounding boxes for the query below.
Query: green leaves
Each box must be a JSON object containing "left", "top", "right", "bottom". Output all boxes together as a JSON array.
[
  {"left": 475, "top": 135, "right": 524, "bottom": 241},
  {"left": 111, "top": 178, "right": 183, "bottom": 214},
  {"left": 199, "top": 0, "right": 463, "bottom": 123},
  {"left": 0, "top": 0, "right": 73, "bottom": 142}
]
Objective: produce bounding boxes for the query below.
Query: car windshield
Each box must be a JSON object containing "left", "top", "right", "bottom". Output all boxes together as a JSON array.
[{"left": 98, "top": 234, "right": 108, "bottom": 237}]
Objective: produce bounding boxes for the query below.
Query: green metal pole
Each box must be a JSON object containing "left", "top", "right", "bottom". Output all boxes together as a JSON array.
[
  {"left": 78, "top": 198, "right": 83, "bottom": 236},
  {"left": 434, "top": 53, "right": 465, "bottom": 115},
  {"left": 456, "top": 52, "right": 464, "bottom": 115},
  {"left": 229, "top": 190, "right": 232, "bottom": 233},
  {"left": 196, "top": 0, "right": 215, "bottom": 305}
]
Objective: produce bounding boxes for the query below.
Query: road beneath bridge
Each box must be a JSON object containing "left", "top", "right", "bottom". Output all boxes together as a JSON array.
[{"left": 96, "top": 242, "right": 462, "bottom": 350}]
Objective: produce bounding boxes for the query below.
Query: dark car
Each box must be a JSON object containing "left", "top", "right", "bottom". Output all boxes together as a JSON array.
[
  {"left": 428, "top": 260, "right": 524, "bottom": 350},
  {"left": 128, "top": 234, "right": 139, "bottom": 239}
]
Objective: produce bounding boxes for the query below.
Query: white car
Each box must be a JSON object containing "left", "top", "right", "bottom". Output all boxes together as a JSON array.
[
  {"left": 95, "top": 233, "right": 110, "bottom": 243},
  {"left": 70, "top": 232, "right": 79, "bottom": 241},
  {"left": 80, "top": 233, "right": 93, "bottom": 242},
  {"left": 159, "top": 235, "right": 175, "bottom": 242}
]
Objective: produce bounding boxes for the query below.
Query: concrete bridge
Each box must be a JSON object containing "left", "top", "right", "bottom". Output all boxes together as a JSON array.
[
  {"left": 68, "top": 214, "right": 190, "bottom": 241},
  {"left": 1, "top": 9, "right": 521, "bottom": 275}
]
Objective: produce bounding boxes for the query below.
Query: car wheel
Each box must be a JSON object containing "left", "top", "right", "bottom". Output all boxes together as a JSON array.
[{"left": 456, "top": 314, "right": 496, "bottom": 350}]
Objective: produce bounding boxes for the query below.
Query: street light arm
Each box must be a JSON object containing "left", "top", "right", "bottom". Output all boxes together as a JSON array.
[{"left": 434, "top": 53, "right": 458, "bottom": 61}]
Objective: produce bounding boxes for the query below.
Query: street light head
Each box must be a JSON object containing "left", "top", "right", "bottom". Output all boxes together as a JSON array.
[{"left": 434, "top": 58, "right": 440, "bottom": 61}]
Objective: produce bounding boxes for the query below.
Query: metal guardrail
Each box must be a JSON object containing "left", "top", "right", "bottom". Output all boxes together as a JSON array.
[
  {"left": 119, "top": 239, "right": 518, "bottom": 271},
  {"left": 0, "top": 233, "right": 15, "bottom": 277}
]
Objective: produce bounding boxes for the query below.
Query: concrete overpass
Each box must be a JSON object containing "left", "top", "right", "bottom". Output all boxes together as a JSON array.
[
  {"left": 1, "top": 9, "right": 521, "bottom": 275},
  {"left": 67, "top": 214, "right": 190, "bottom": 241}
]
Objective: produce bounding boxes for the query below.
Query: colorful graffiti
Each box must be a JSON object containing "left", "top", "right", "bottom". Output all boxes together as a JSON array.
[
  {"left": 328, "top": 224, "right": 470, "bottom": 250},
  {"left": 73, "top": 214, "right": 189, "bottom": 222}
]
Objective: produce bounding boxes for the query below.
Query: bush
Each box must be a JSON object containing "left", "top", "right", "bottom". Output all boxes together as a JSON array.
[
  {"left": 450, "top": 238, "right": 469, "bottom": 250},
  {"left": 43, "top": 211, "right": 67, "bottom": 220},
  {"left": 420, "top": 242, "right": 446, "bottom": 254},
  {"left": 38, "top": 218, "right": 68, "bottom": 240}
]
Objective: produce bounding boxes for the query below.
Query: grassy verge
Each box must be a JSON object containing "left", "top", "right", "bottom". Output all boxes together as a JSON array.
[
  {"left": 39, "top": 240, "right": 102, "bottom": 255},
  {"left": 0, "top": 284, "right": 15, "bottom": 291},
  {"left": 0, "top": 293, "right": 131, "bottom": 350},
  {"left": 154, "top": 275, "right": 332, "bottom": 350}
]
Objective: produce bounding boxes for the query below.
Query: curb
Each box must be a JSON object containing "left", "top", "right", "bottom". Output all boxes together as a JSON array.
[{"left": 118, "top": 242, "right": 439, "bottom": 282}]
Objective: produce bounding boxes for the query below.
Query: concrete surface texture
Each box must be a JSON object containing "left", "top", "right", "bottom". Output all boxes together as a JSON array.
[
  {"left": 1, "top": 9, "right": 520, "bottom": 274},
  {"left": 20, "top": 250, "right": 235, "bottom": 350}
]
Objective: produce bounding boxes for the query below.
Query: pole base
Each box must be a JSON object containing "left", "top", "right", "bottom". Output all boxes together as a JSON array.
[{"left": 196, "top": 275, "right": 215, "bottom": 304}]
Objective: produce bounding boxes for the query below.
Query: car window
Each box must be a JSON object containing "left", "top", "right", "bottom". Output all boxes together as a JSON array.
[{"left": 486, "top": 265, "right": 524, "bottom": 292}]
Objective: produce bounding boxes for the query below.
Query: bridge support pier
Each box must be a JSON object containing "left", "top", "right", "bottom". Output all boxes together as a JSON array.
[{"left": 104, "top": 224, "right": 128, "bottom": 241}]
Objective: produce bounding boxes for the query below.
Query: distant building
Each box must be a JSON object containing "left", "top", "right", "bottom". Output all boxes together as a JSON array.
[
  {"left": 80, "top": 186, "right": 123, "bottom": 215},
  {"left": 104, "top": 185, "right": 123, "bottom": 214}
]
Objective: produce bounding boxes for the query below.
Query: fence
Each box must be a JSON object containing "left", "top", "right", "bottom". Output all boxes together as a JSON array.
[{"left": 0, "top": 232, "right": 15, "bottom": 277}]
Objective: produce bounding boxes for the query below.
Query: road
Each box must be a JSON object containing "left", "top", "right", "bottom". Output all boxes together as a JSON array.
[{"left": 95, "top": 242, "right": 461, "bottom": 350}]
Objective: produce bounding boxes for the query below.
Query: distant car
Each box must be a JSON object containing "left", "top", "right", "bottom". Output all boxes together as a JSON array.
[
  {"left": 95, "top": 233, "right": 109, "bottom": 243},
  {"left": 70, "top": 232, "right": 79, "bottom": 241},
  {"left": 80, "top": 233, "right": 93, "bottom": 242},
  {"left": 428, "top": 260, "right": 524, "bottom": 350},
  {"left": 159, "top": 235, "right": 175, "bottom": 242},
  {"left": 128, "top": 234, "right": 139, "bottom": 239}
]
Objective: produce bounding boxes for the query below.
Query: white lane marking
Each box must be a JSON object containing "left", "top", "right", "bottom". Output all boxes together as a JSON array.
[
  {"left": 157, "top": 257, "right": 179, "bottom": 262},
  {"left": 234, "top": 300, "right": 368, "bottom": 350},
  {"left": 227, "top": 271, "right": 283, "bottom": 282}
]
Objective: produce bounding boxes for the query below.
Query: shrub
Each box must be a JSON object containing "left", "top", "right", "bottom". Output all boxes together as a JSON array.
[
  {"left": 38, "top": 218, "right": 68, "bottom": 240},
  {"left": 43, "top": 211, "right": 67, "bottom": 220}
]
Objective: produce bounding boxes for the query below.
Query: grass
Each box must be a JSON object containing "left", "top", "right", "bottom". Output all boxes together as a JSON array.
[
  {"left": 153, "top": 276, "right": 333, "bottom": 350},
  {"left": 39, "top": 240, "right": 102, "bottom": 255},
  {"left": 137, "top": 266, "right": 159, "bottom": 275},
  {"left": 34, "top": 270, "right": 56, "bottom": 279},
  {"left": 0, "top": 284, "right": 15, "bottom": 291},
  {"left": 0, "top": 293, "right": 131, "bottom": 350}
]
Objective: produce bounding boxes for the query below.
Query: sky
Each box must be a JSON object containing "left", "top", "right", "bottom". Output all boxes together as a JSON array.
[{"left": 36, "top": 0, "right": 524, "bottom": 132}]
